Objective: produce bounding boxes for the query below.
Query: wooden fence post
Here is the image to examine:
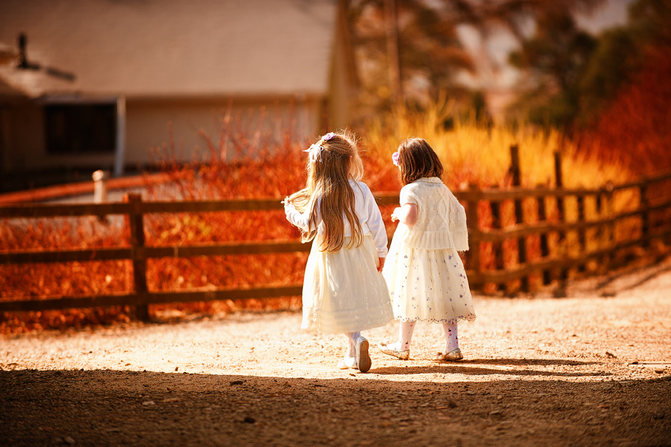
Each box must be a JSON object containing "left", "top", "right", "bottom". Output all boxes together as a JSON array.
[
  {"left": 554, "top": 151, "right": 569, "bottom": 282},
  {"left": 536, "top": 185, "right": 551, "bottom": 285},
  {"left": 126, "top": 193, "right": 150, "bottom": 321},
  {"left": 465, "top": 185, "right": 481, "bottom": 287},
  {"left": 510, "top": 144, "right": 528, "bottom": 292},
  {"left": 577, "top": 193, "right": 586, "bottom": 272},
  {"left": 597, "top": 181, "right": 614, "bottom": 271},
  {"left": 640, "top": 184, "right": 650, "bottom": 245},
  {"left": 489, "top": 192, "right": 505, "bottom": 291}
]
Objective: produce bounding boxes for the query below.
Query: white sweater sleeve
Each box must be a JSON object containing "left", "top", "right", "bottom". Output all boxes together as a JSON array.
[
  {"left": 284, "top": 203, "right": 312, "bottom": 232},
  {"left": 449, "top": 194, "right": 469, "bottom": 252},
  {"left": 361, "top": 183, "right": 388, "bottom": 258}
]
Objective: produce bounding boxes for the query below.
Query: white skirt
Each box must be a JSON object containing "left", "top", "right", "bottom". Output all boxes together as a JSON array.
[
  {"left": 383, "top": 227, "right": 476, "bottom": 324},
  {"left": 301, "top": 234, "right": 394, "bottom": 334}
]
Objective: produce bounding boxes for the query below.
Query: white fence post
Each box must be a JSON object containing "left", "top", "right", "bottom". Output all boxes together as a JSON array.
[{"left": 92, "top": 170, "right": 109, "bottom": 203}]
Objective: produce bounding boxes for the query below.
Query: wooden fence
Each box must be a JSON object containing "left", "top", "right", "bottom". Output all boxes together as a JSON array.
[
  {"left": 460, "top": 171, "right": 671, "bottom": 292},
  {"left": 1, "top": 168, "right": 670, "bottom": 318}
]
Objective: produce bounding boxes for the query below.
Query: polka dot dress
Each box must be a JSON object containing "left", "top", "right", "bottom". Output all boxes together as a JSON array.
[
  {"left": 382, "top": 178, "right": 476, "bottom": 324},
  {"left": 383, "top": 227, "right": 475, "bottom": 323}
]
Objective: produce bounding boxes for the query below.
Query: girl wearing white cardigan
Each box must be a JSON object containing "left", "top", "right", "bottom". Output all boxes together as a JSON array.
[
  {"left": 284, "top": 131, "right": 393, "bottom": 372},
  {"left": 379, "top": 138, "right": 476, "bottom": 362}
]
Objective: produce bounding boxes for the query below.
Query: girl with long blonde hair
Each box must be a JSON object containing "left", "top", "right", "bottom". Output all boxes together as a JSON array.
[{"left": 284, "top": 131, "right": 393, "bottom": 373}]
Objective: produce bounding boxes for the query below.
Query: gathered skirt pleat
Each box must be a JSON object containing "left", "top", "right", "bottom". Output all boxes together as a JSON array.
[{"left": 302, "top": 235, "right": 394, "bottom": 334}]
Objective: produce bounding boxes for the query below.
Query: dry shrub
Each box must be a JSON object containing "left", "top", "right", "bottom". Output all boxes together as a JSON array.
[
  {"left": 583, "top": 45, "right": 671, "bottom": 176},
  {"left": 0, "top": 217, "right": 132, "bottom": 334}
]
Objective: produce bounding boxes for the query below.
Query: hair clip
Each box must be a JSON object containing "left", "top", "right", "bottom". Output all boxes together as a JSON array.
[{"left": 392, "top": 152, "right": 400, "bottom": 166}]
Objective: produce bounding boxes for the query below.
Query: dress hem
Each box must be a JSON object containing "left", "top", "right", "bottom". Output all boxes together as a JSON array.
[{"left": 394, "top": 313, "right": 476, "bottom": 325}]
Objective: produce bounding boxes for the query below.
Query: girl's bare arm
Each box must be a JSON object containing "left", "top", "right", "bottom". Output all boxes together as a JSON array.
[{"left": 391, "top": 203, "right": 418, "bottom": 226}]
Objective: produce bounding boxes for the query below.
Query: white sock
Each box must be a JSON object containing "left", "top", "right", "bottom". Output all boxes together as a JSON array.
[
  {"left": 345, "top": 332, "right": 360, "bottom": 358},
  {"left": 396, "top": 320, "right": 416, "bottom": 350},
  {"left": 442, "top": 322, "right": 459, "bottom": 352}
]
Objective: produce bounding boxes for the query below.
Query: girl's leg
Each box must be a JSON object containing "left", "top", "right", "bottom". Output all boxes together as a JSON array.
[
  {"left": 442, "top": 321, "right": 459, "bottom": 352},
  {"left": 398, "top": 320, "right": 416, "bottom": 350},
  {"left": 378, "top": 320, "right": 414, "bottom": 360},
  {"left": 438, "top": 321, "right": 463, "bottom": 361},
  {"left": 338, "top": 332, "right": 360, "bottom": 369},
  {"left": 339, "top": 332, "right": 371, "bottom": 372},
  {"left": 346, "top": 332, "right": 360, "bottom": 358}
]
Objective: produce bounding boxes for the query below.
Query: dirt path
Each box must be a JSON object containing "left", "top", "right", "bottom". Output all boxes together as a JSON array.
[{"left": 2, "top": 258, "right": 671, "bottom": 446}]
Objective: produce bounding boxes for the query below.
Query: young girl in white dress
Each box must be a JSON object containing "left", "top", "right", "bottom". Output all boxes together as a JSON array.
[
  {"left": 284, "top": 131, "right": 393, "bottom": 373},
  {"left": 379, "top": 138, "right": 476, "bottom": 362}
]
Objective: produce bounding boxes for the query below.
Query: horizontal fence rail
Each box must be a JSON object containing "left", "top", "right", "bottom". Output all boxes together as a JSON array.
[{"left": 1, "top": 169, "right": 670, "bottom": 316}]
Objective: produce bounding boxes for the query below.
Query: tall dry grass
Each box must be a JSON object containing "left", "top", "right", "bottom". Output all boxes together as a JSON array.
[{"left": 362, "top": 97, "right": 633, "bottom": 191}]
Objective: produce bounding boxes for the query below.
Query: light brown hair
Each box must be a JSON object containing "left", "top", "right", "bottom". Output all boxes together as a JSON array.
[
  {"left": 397, "top": 138, "right": 443, "bottom": 185},
  {"left": 290, "top": 131, "right": 365, "bottom": 252}
]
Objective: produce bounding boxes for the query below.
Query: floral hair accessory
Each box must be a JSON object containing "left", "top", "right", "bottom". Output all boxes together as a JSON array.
[
  {"left": 322, "top": 132, "right": 336, "bottom": 141},
  {"left": 392, "top": 151, "right": 400, "bottom": 166}
]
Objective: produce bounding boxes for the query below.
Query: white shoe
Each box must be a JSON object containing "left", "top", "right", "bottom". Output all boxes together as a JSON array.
[
  {"left": 378, "top": 341, "right": 410, "bottom": 360},
  {"left": 435, "top": 348, "right": 463, "bottom": 362},
  {"left": 337, "top": 357, "right": 357, "bottom": 370},
  {"left": 355, "top": 336, "right": 371, "bottom": 373}
]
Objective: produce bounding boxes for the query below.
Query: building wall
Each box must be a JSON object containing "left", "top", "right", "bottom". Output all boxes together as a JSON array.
[
  {"left": 124, "top": 96, "right": 323, "bottom": 167},
  {"left": 0, "top": 95, "right": 324, "bottom": 178},
  {"left": 2, "top": 101, "right": 116, "bottom": 174}
]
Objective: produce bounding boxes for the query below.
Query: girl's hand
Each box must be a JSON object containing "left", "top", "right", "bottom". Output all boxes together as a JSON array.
[
  {"left": 391, "top": 207, "right": 402, "bottom": 222},
  {"left": 377, "top": 257, "right": 385, "bottom": 272}
]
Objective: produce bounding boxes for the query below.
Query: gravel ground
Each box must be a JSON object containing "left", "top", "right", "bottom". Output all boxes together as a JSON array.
[{"left": 1, "top": 257, "right": 671, "bottom": 447}]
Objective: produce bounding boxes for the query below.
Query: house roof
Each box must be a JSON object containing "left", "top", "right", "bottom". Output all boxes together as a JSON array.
[{"left": 0, "top": 0, "right": 338, "bottom": 99}]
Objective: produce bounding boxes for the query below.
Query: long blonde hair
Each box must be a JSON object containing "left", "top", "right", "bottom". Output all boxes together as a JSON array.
[{"left": 289, "top": 131, "right": 365, "bottom": 252}]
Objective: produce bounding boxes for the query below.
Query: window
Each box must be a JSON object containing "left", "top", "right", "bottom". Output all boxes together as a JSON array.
[{"left": 45, "top": 103, "right": 116, "bottom": 154}]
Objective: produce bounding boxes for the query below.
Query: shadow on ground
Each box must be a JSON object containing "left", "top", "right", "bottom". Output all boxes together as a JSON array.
[{"left": 1, "top": 369, "right": 669, "bottom": 447}]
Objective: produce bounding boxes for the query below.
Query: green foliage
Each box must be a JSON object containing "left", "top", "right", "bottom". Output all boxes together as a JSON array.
[
  {"left": 628, "top": 0, "right": 671, "bottom": 45},
  {"left": 509, "top": 0, "right": 671, "bottom": 130},
  {"left": 348, "top": 0, "right": 475, "bottom": 112},
  {"left": 507, "top": 9, "right": 596, "bottom": 128},
  {"left": 576, "top": 27, "right": 638, "bottom": 125},
  {"left": 347, "top": 0, "right": 603, "bottom": 116},
  {"left": 509, "top": 11, "right": 596, "bottom": 91}
]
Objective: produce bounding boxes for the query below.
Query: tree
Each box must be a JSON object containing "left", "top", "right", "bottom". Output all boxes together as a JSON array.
[
  {"left": 506, "top": 9, "right": 597, "bottom": 128},
  {"left": 505, "top": 0, "right": 671, "bottom": 130},
  {"left": 345, "top": 0, "right": 604, "bottom": 119},
  {"left": 576, "top": 27, "right": 638, "bottom": 126},
  {"left": 584, "top": 0, "right": 671, "bottom": 173},
  {"left": 347, "top": 0, "right": 475, "bottom": 113}
]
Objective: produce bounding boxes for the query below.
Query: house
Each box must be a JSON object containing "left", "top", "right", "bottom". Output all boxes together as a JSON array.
[{"left": 0, "top": 0, "right": 359, "bottom": 192}]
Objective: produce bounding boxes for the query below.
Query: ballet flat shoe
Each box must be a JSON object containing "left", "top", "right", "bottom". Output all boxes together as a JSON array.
[
  {"left": 356, "top": 336, "right": 372, "bottom": 373},
  {"left": 435, "top": 348, "right": 463, "bottom": 362},
  {"left": 378, "top": 342, "right": 410, "bottom": 360}
]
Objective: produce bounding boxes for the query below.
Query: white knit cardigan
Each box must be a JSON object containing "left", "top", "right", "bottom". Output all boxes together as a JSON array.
[{"left": 399, "top": 177, "right": 469, "bottom": 251}]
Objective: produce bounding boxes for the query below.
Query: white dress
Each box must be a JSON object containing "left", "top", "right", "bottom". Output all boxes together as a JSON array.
[
  {"left": 285, "top": 180, "right": 394, "bottom": 334},
  {"left": 382, "top": 177, "right": 476, "bottom": 324}
]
